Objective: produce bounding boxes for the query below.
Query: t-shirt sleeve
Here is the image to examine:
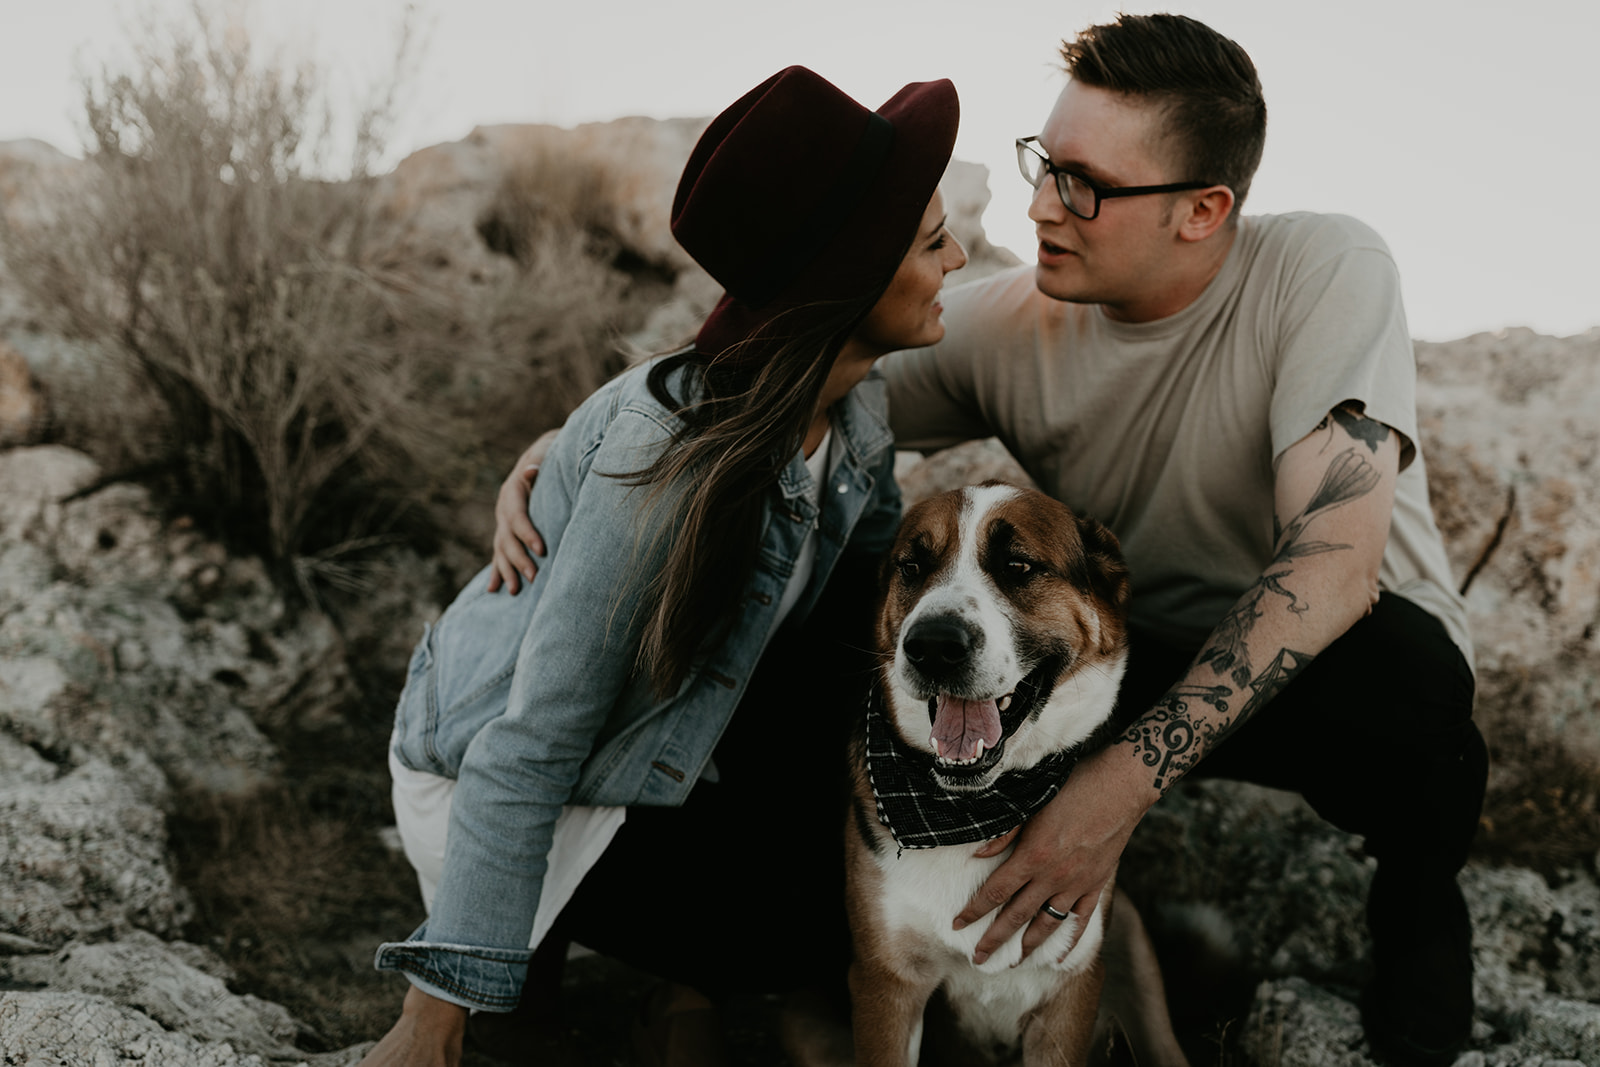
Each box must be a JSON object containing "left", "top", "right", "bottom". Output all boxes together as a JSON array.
[
  {"left": 879, "top": 267, "right": 1036, "bottom": 452},
  {"left": 1267, "top": 216, "right": 1418, "bottom": 471},
  {"left": 880, "top": 341, "right": 990, "bottom": 453}
]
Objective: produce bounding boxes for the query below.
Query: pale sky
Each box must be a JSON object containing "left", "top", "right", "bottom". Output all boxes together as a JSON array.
[{"left": 2, "top": 0, "right": 1596, "bottom": 341}]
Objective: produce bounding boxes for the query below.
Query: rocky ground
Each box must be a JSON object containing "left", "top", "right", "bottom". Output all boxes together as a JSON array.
[{"left": 1, "top": 121, "right": 1598, "bottom": 1065}]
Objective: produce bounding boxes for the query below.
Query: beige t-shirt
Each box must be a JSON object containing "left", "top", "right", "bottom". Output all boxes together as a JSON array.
[{"left": 884, "top": 212, "right": 1472, "bottom": 672}]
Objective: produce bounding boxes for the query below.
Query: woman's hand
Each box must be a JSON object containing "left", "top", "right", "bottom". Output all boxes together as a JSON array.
[
  {"left": 953, "top": 745, "right": 1154, "bottom": 965},
  {"left": 487, "top": 431, "right": 559, "bottom": 594},
  {"left": 357, "top": 985, "right": 468, "bottom": 1067}
]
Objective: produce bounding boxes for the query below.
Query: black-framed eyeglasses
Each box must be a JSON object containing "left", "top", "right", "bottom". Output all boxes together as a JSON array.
[{"left": 1016, "top": 136, "right": 1215, "bottom": 221}]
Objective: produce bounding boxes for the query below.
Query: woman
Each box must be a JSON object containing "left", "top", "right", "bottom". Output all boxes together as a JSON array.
[{"left": 361, "top": 66, "right": 965, "bottom": 1066}]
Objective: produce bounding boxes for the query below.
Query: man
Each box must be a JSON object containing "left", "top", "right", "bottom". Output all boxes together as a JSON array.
[
  {"left": 882, "top": 14, "right": 1483, "bottom": 1066},
  {"left": 495, "top": 14, "right": 1484, "bottom": 1064}
]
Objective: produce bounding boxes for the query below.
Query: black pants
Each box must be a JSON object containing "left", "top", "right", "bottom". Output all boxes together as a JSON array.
[{"left": 554, "top": 559, "right": 878, "bottom": 999}]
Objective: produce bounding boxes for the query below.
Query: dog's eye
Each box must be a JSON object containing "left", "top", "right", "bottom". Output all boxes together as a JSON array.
[
  {"left": 897, "top": 560, "right": 921, "bottom": 580},
  {"left": 1008, "top": 558, "right": 1033, "bottom": 575}
]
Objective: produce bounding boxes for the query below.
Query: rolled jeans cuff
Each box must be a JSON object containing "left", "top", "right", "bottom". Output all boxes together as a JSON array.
[{"left": 374, "top": 926, "right": 531, "bottom": 1013}]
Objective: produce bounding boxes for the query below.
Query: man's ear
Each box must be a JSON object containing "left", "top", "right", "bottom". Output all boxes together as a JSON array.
[{"left": 1177, "top": 185, "right": 1236, "bottom": 243}]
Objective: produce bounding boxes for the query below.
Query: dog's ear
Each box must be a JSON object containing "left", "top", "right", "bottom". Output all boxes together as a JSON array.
[
  {"left": 1074, "top": 514, "right": 1131, "bottom": 616},
  {"left": 872, "top": 531, "right": 910, "bottom": 657}
]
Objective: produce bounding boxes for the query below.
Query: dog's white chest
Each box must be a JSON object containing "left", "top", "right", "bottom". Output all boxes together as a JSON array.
[
  {"left": 876, "top": 844, "right": 1100, "bottom": 985},
  {"left": 873, "top": 842, "right": 1105, "bottom": 1045}
]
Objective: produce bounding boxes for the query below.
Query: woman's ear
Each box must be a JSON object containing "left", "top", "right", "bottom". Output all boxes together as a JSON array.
[{"left": 1177, "top": 185, "right": 1236, "bottom": 243}]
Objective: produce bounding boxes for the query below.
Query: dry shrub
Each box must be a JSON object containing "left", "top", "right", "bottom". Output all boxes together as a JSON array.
[
  {"left": 460, "top": 147, "right": 664, "bottom": 468},
  {"left": 0, "top": 3, "right": 466, "bottom": 593},
  {"left": 0, "top": 4, "right": 679, "bottom": 587}
]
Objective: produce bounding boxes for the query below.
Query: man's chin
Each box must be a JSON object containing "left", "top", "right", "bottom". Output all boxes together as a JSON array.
[{"left": 1033, "top": 262, "right": 1094, "bottom": 304}]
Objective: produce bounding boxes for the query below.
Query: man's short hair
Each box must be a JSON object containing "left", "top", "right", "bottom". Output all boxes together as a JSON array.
[{"left": 1061, "top": 13, "right": 1267, "bottom": 216}]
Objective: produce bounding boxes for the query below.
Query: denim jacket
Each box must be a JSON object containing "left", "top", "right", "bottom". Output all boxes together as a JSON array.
[{"left": 374, "top": 354, "right": 901, "bottom": 1010}]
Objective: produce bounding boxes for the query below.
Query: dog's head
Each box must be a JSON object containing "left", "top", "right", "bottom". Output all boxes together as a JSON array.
[{"left": 876, "top": 482, "right": 1131, "bottom": 792}]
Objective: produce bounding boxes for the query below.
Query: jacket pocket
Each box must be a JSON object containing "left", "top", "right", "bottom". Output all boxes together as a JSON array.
[
  {"left": 408, "top": 569, "right": 538, "bottom": 779},
  {"left": 391, "top": 622, "right": 441, "bottom": 775}
]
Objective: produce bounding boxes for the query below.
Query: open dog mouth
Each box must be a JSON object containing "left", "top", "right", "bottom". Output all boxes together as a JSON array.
[{"left": 926, "top": 656, "right": 1062, "bottom": 782}]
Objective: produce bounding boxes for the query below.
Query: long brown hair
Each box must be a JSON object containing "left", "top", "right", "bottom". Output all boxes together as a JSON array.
[{"left": 616, "top": 285, "right": 889, "bottom": 698}]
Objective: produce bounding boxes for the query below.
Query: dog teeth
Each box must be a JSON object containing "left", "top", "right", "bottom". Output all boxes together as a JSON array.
[
  {"left": 997, "top": 694, "right": 1012, "bottom": 711},
  {"left": 935, "top": 738, "right": 990, "bottom": 768}
]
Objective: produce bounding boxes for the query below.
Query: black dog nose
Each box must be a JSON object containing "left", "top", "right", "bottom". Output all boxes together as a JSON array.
[{"left": 904, "top": 617, "right": 979, "bottom": 678}]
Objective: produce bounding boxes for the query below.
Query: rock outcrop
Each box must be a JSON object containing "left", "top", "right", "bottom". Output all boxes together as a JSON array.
[
  {"left": 376, "top": 118, "right": 708, "bottom": 281},
  {"left": 6, "top": 931, "right": 304, "bottom": 1060},
  {"left": 1417, "top": 329, "right": 1600, "bottom": 765},
  {"left": 1117, "top": 778, "right": 1600, "bottom": 1065},
  {"left": 0, "top": 139, "right": 81, "bottom": 248},
  {"left": 0, "top": 444, "right": 365, "bottom": 1062}
]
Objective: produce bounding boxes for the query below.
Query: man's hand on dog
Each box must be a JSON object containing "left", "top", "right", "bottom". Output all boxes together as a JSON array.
[
  {"left": 487, "top": 431, "right": 558, "bottom": 594},
  {"left": 955, "top": 744, "right": 1156, "bottom": 965}
]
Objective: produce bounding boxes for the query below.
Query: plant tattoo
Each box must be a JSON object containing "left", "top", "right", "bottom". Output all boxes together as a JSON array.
[{"left": 1124, "top": 409, "right": 1385, "bottom": 792}]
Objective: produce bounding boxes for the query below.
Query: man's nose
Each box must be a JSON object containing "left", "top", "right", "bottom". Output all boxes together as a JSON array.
[{"left": 1027, "top": 178, "right": 1065, "bottom": 226}]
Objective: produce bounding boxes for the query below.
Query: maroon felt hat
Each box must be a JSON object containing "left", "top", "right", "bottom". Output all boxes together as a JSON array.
[{"left": 671, "top": 66, "right": 958, "bottom": 358}]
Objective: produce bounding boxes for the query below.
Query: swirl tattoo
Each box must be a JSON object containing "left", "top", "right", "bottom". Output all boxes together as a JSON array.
[{"left": 1125, "top": 685, "right": 1226, "bottom": 790}]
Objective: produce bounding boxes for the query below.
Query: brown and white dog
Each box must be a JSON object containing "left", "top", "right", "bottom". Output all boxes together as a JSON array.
[{"left": 844, "top": 483, "right": 1188, "bottom": 1066}]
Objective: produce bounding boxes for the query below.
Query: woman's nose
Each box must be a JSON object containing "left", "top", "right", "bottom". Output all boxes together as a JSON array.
[{"left": 944, "top": 235, "right": 969, "bottom": 274}]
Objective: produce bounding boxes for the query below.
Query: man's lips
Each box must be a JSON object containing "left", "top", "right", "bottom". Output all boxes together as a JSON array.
[{"left": 1037, "top": 236, "right": 1077, "bottom": 262}]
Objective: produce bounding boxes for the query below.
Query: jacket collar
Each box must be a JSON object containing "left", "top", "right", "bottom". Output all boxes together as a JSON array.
[{"left": 776, "top": 369, "right": 894, "bottom": 503}]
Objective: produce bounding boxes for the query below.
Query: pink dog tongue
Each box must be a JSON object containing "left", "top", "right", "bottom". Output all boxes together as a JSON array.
[{"left": 932, "top": 695, "right": 1003, "bottom": 761}]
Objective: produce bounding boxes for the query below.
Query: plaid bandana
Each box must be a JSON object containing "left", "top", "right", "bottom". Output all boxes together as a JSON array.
[{"left": 865, "top": 686, "right": 1078, "bottom": 851}]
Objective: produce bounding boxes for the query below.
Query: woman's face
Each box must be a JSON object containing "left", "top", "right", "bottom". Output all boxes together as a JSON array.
[
  {"left": 815, "top": 191, "right": 967, "bottom": 418},
  {"left": 851, "top": 190, "right": 968, "bottom": 355}
]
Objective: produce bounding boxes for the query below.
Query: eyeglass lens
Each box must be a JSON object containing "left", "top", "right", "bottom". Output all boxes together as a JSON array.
[{"left": 1017, "top": 140, "right": 1094, "bottom": 219}]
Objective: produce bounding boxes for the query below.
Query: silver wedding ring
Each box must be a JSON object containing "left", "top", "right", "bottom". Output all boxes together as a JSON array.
[{"left": 1040, "top": 902, "right": 1071, "bottom": 922}]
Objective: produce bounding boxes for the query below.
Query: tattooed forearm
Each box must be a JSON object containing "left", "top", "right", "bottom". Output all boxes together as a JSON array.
[
  {"left": 1122, "top": 684, "right": 1224, "bottom": 790},
  {"left": 1274, "top": 447, "right": 1377, "bottom": 556},
  {"left": 1197, "top": 564, "right": 1322, "bottom": 684},
  {"left": 1198, "top": 583, "right": 1265, "bottom": 688},
  {"left": 1126, "top": 647, "right": 1313, "bottom": 793},
  {"left": 1124, "top": 416, "right": 1388, "bottom": 793},
  {"left": 1239, "top": 647, "right": 1314, "bottom": 721},
  {"left": 1121, "top": 408, "right": 1394, "bottom": 794},
  {"left": 1201, "top": 444, "right": 1377, "bottom": 683}
]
